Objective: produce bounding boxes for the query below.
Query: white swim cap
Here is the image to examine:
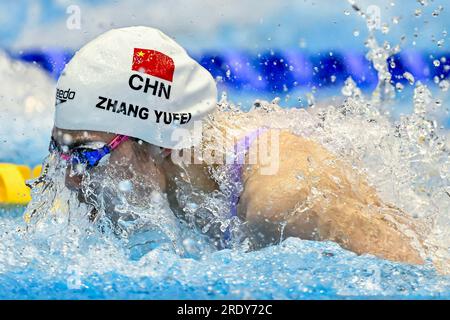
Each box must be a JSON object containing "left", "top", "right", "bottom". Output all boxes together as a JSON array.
[{"left": 54, "top": 26, "right": 217, "bottom": 149}]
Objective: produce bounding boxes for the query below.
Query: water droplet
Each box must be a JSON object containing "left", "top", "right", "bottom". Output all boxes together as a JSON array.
[
  {"left": 271, "top": 97, "right": 281, "bottom": 105},
  {"left": 413, "top": 83, "right": 432, "bottom": 114},
  {"left": 341, "top": 77, "right": 362, "bottom": 98},
  {"left": 73, "top": 163, "right": 85, "bottom": 175},
  {"left": 62, "top": 133, "right": 73, "bottom": 145},
  {"left": 392, "top": 16, "right": 400, "bottom": 24},
  {"left": 306, "top": 93, "right": 315, "bottom": 107},
  {"left": 150, "top": 190, "right": 163, "bottom": 203},
  {"left": 118, "top": 180, "right": 133, "bottom": 192},
  {"left": 219, "top": 91, "right": 228, "bottom": 104},
  {"left": 353, "top": 29, "right": 360, "bottom": 37},
  {"left": 433, "top": 60, "right": 440, "bottom": 67},
  {"left": 182, "top": 238, "right": 197, "bottom": 253},
  {"left": 439, "top": 80, "right": 449, "bottom": 92},
  {"left": 403, "top": 72, "right": 415, "bottom": 85},
  {"left": 186, "top": 202, "right": 198, "bottom": 211},
  {"left": 432, "top": 6, "right": 443, "bottom": 17}
]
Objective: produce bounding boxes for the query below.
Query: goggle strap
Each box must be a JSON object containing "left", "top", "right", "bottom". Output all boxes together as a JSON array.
[
  {"left": 108, "top": 135, "right": 129, "bottom": 150},
  {"left": 61, "top": 153, "right": 71, "bottom": 161}
]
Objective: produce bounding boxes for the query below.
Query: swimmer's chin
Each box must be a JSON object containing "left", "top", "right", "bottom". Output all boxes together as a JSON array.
[
  {"left": 76, "top": 190, "right": 90, "bottom": 206},
  {"left": 74, "top": 190, "right": 100, "bottom": 221},
  {"left": 75, "top": 190, "right": 119, "bottom": 223},
  {"left": 88, "top": 207, "right": 99, "bottom": 222}
]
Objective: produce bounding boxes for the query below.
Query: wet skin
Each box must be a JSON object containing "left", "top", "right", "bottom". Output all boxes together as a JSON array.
[
  {"left": 52, "top": 117, "right": 427, "bottom": 265},
  {"left": 238, "top": 129, "right": 426, "bottom": 264},
  {"left": 51, "top": 127, "right": 168, "bottom": 222}
]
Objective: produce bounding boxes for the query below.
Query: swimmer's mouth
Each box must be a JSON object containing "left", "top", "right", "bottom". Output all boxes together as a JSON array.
[
  {"left": 76, "top": 190, "right": 99, "bottom": 222},
  {"left": 88, "top": 207, "right": 99, "bottom": 222}
]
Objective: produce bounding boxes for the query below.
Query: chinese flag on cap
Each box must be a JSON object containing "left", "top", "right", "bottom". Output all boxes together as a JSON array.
[{"left": 131, "top": 48, "right": 175, "bottom": 82}]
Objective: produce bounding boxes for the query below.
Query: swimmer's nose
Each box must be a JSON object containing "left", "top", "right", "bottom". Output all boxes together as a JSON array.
[{"left": 65, "top": 168, "right": 82, "bottom": 191}]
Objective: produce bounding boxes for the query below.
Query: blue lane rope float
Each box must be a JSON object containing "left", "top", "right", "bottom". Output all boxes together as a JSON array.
[{"left": 5, "top": 49, "right": 450, "bottom": 91}]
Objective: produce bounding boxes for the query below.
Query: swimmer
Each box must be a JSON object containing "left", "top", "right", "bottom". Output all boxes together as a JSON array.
[{"left": 47, "top": 27, "right": 430, "bottom": 265}]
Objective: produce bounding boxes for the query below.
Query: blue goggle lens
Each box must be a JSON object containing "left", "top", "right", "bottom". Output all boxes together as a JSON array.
[{"left": 71, "top": 146, "right": 111, "bottom": 168}]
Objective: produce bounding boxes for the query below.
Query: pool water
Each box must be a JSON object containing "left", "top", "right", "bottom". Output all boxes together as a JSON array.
[
  {"left": 1, "top": 87, "right": 450, "bottom": 299},
  {"left": 1, "top": 206, "right": 449, "bottom": 299}
]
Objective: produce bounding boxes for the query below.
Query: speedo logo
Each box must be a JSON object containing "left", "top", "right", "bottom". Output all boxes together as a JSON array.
[{"left": 55, "top": 88, "right": 76, "bottom": 105}]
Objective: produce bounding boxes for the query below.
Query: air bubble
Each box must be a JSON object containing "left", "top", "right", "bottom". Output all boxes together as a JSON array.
[
  {"left": 403, "top": 72, "right": 415, "bottom": 85},
  {"left": 118, "top": 180, "right": 133, "bottom": 192},
  {"left": 439, "top": 80, "right": 449, "bottom": 92},
  {"left": 62, "top": 134, "right": 73, "bottom": 145},
  {"left": 417, "top": 0, "right": 428, "bottom": 6}
]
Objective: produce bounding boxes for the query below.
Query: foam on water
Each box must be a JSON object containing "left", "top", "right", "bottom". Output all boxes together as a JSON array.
[{"left": 0, "top": 61, "right": 449, "bottom": 299}]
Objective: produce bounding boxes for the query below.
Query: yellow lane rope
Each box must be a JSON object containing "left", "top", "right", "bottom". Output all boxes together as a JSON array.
[{"left": 0, "top": 163, "right": 42, "bottom": 205}]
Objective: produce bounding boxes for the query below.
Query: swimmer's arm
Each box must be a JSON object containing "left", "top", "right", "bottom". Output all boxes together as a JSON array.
[{"left": 238, "top": 130, "right": 424, "bottom": 264}]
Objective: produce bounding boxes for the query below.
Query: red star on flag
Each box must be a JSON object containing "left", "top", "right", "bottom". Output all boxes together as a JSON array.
[{"left": 131, "top": 48, "right": 175, "bottom": 82}]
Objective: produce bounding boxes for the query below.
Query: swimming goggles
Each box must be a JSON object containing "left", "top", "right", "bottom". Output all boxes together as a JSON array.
[{"left": 49, "top": 134, "right": 129, "bottom": 169}]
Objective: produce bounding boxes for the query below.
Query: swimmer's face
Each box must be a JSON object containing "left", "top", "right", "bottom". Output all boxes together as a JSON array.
[{"left": 51, "top": 127, "right": 167, "bottom": 209}]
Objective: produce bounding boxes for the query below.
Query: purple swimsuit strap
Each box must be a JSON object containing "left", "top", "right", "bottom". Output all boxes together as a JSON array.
[{"left": 223, "top": 127, "right": 268, "bottom": 244}]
